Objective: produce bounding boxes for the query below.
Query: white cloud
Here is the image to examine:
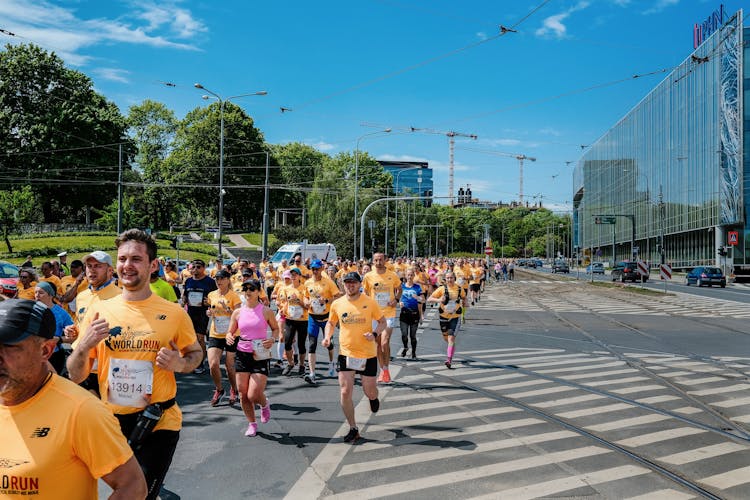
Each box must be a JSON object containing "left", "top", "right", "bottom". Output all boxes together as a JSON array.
[
  {"left": 92, "top": 68, "right": 130, "bottom": 83},
  {"left": 643, "top": 0, "right": 679, "bottom": 15},
  {"left": 477, "top": 137, "right": 522, "bottom": 148},
  {"left": 476, "top": 31, "right": 488, "bottom": 40},
  {"left": 377, "top": 154, "right": 471, "bottom": 173},
  {"left": 0, "top": 0, "right": 204, "bottom": 69},
  {"left": 312, "top": 141, "right": 335, "bottom": 152},
  {"left": 535, "top": 1, "right": 590, "bottom": 39}
]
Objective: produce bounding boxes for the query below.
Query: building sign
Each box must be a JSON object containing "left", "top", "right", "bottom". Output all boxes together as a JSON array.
[
  {"left": 693, "top": 4, "right": 725, "bottom": 49},
  {"left": 728, "top": 231, "right": 739, "bottom": 246}
]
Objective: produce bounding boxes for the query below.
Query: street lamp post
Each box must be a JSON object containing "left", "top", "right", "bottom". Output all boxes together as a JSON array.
[
  {"left": 354, "top": 129, "right": 391, "bottom": 260},
  {"left": 194, "top": 84, "right": 267, "bottom": 258}
]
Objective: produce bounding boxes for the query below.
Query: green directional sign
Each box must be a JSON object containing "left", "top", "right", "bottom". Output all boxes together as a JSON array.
[{"left": 594, "top": 216, "right": 616, "bottom": 224}]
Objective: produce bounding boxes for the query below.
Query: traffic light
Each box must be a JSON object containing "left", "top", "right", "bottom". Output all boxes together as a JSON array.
[{"left": 718, "top": 246, "right": 727, "bottom": 257}]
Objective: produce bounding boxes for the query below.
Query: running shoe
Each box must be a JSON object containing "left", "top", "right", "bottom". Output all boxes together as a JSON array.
[
  {"left": 444, "top": 360, "right": 452, "bottom": 369},
  {"left": 369, "top": 398, "right": 380, "bottom": 413},
  {"left": 272, "top": 360, "right": 283, "bottom": 369},
  {"left": 343, "top": 427, "right": 360, "bottom": 443},
  {"left": 381, "top": 368, "right": 391, "bottom": 383},
  {"left": 260, "top": 400, "right": 271, "bottom": 423},
  {"left": 400, "top": 348, "right": 408, "bottom": 357},
  {"left": 282, "top": 364, "right": 294, "bottom": 376},
  {"left": 244, "top": 422, "right": 258, "bottom": 437},
  {"left": 298, "top": 364, "right": 306, "bottom": 377},
  {"left": 411, "top": 351, "right": 417, "bottom": 360},
  {"left": 304, "top": 372, "right": 317, "bottom": 385},
  {"left": 210, "top": 388, "right": 225, "bottom": 407},
  {"left": 228, "top": 388, "right": 238, "bottom": 406},
  {"left": 327, "top": 364, "right": 336, "bottom": 377},
  {"left": 193, "top": 365, "right": 206, "bottom": 375}
]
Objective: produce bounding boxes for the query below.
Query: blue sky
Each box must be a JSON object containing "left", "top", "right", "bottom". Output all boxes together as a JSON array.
[{"left": 1, "top": 0, "right": 744, "bottom": 211}]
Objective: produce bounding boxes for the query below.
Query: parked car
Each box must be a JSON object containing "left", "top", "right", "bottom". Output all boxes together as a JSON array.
[
  {"left": 586, "top": 262, "right": 605, "bottom": 274},
  {"left": 552, "top": 260, "right": 570, "bottom": 273},
  {"left": 611, "top": 261, "right": 649, "bottom": 282},
  {"left": 0, "top": 260, "right": 19, "bottom": 298},
  {"left": 685, "top": 266, "right": 726, "bottom": 287},
  {"left": 534, "top": 259, "right": 544, "bottom": 268}
]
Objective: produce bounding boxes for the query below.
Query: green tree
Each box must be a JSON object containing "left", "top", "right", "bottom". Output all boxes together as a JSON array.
[
  {"left": 0, "top": 187, "right": 37, "bottom": 252},
  {"left": 0, "top": 43, "right": 129, "bottom": 222},
  {"left": 271, "top": 142, "right": 326, "bottom": 210}
]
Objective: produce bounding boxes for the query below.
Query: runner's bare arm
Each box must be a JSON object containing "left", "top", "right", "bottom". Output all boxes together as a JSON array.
[
  {"left": 102, "top": 456, "right": 147, "bottom": 499},
  {"left": 66, "top": 313, "right": 109, "bottom": 383}
]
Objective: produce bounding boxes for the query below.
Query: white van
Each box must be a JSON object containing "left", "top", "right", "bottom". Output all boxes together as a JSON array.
[{"left": 270, "top": 242, "right": 337, "bottom": 265}]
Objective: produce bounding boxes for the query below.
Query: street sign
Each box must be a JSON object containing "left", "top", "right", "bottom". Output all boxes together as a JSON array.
[
  {"left": 637, "top": 260, "right": 648, "bottom": 276},
  {"left": 485, "top": 246, "right": 493, "bottom": 255},
  {"left": 594, "top": 216, "right": 616, "bottom": 225},
  {"left": 728, "top": 231, "right": 739, "bottom": 246},
  {"left": 660, "top": 263, "right": 672, "bottom": 280}
]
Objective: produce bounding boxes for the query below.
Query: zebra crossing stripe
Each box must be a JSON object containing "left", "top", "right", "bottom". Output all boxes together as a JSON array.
[
  {"left": 371, "top": 406, "right": 522, "bottom": 429},
  {"left": 615, "top": 427, "right": 707, "bottom": 447},
  {"left": 659, "top": 443, "right": 748, "bottom": 466},
  {"left": 325, "top": 447, "right": 611, "bottom": 499},
  {"left": 625, "top": 490, "right": 696, "bottom": 500},
  {"left": 374, "top": 397, "right": 493, "bottom": 416},
  {"left": 585, "top": 414, "right": 671, "bottom": 432}
]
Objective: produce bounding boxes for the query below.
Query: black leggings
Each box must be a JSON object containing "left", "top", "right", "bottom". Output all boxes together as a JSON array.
[
  {"left": 285, "top": 320, "right": 308, "bottom": 355},
  {"left": 400, "top": 320, "right": 418, "bottom": 349}
]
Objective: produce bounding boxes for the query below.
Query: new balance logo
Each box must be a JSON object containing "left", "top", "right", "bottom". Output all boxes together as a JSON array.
[
  {"left": 156, "top": 315, "right": 167, "bottom": 320},
  {"left": 30, "top": 427, "right": 50, "bottom": 438}
]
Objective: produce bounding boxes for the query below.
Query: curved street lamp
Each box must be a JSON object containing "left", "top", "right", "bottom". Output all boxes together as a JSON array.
[{"left": 354, "top": 129, "right": 391, "bottom": 260}]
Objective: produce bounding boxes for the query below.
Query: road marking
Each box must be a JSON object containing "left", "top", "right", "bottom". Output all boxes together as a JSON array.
[
  {"left": 560, "top": 368, "right": 640, "bottom": 381},
  {"left": 688, "top": 384, "right": 750, "bottom": 396},
  {"left": 338, "top": 430, "right": 577, "bottom": 476},
  {"left": 558, "top": 402, "right": 632, "bottom": 418},
  {"left": 373, "top": 406, "right": 521, "bottom": 428},
  {"left": 586, "top": 414, "right": 672, "bottom": 432},
  {"left": 353, "top": 418, "right": 545, "bottom": 453},
  {"left": 461, "top": 372, "right": 528, "bottom": 384},
  {"left": 533, "top": 394, "right": 606, "bottom": 408},
  {"left": 584, "top": 376, "right": 650, "bottom": 387},
  {"left": 659, "top": 442, "right": 749, "bottom": 465},
  {"left": 535, "top": 361, "right": 626, "bottom": 374},
  {"left": 700, "top": 465, "right": 750, "bottom": 489},
  {"left": 325, "top": 446, "right": 611, "bottom": 499},
  {"left": 624, "top": 489, "right": 695, "bottom": 500},
  {"left": 611, "top": 385, "right": 665, "bottom": 394},
  {"left": 466, "top": 465, "right": 650, "bottom": 500},
  {"left": 507, "top": 386, "right": 580, "bottom": 398},
  {"left": 615, "top": 427, "right": 707, "bottom": 447},
  {"left": 484, "top": 379, "right": 551, "bottom": 391},
  {"left": 711, "top": 396, "right": 750, "bottom": 408},
  {"left": 386, "top": 388, "right": 470, "bottom": 402},
  {"left": 283, "top": 366, "right": 401, "bottom": 500},
  {"left": 374, "top": 396, "right": 493, "bottom": 416},
  {"left": 672, "top": 376, "right": 726, "bottom": 385}
]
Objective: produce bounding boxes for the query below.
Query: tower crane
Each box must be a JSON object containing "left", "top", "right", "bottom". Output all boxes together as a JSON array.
[
  {"left": 410, "top": 127, "right": 477, "bottom": 206},
  {"left": 455, "top": 146, "right": 537, "bottom": 204}
]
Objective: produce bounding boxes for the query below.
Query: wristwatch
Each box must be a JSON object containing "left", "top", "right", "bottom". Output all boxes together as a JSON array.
[{"left": 372, "top": 331, "right": 379, "bottom": 339}]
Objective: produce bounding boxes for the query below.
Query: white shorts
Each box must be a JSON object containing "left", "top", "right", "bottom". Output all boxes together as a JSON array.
[{"left": 372, "top": 317, "right": 397, "bottom": 330}]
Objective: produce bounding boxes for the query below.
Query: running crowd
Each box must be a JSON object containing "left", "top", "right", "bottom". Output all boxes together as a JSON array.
[{"left": 1, "top": 229, "right": 502, "bottom": 499}]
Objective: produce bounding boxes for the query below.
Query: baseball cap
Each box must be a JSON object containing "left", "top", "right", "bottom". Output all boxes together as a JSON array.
[
  {"left": 84, "top": 251, "right": 113, "bottom": 267},
  {"left": 35, "top": 281, "right": 56, "bottom": 296},
  {"left": 57, "top": 251, "right": 67, "bottom": 257},
  {"left": 289, "top": 267, "right": 302, "bottom": 275},
  {"left": 215, "top": 270, "right": 231, "bottom": 279},
  {"left": 282, "top": 270, "right": 292, "bottom": 279},
  {"left": 310, "top": 259, "right": 323, "bottom": 269},
  {"left": 0, "top": 299, "right": 56, "bottom": 344},
  {"left": 241, "top": 269, "right": 253, "bottom": 277},
  {"left": 342, "top": 272, "right": 361, "bottom": 283}
]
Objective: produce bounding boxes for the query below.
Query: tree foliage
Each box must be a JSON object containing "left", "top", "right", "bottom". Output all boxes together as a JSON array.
[{"left": 0, "top": 186, "right": 37, "bottom": 252}]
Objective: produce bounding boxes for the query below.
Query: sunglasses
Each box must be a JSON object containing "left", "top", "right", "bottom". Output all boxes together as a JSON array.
[
  {"left": 193, "top": 265, "right": 204, "bottom": 268},
  {"left": 243, "top": 287, "right": 258, "bottom": 292},
  {"left": 19, "top": 275, "right": 30, "bottom": 279}
]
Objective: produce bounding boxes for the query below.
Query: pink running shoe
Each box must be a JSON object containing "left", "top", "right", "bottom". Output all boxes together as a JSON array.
[
  {"left": 244, "top": 422, "right": 258, "bottom": 437},
  {"left": 260, "top": 399, "right": 271, "bottom": 423}
]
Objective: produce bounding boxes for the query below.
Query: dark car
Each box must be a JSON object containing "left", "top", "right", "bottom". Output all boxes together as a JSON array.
[
  {"left": 611, "top": 261, "right": 648, "bottom": 282},
  {"left": 552, "top": 260, "right": 569, "bottom": 273},
  {"left": 0, "top": 260, "right": 19, "bottom": 298},
  {"left": 685, "top": 266, "right": 726, "bottom": 287}
]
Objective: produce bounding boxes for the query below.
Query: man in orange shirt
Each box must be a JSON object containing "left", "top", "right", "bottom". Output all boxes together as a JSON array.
[{"left": 362, "top": 253, "right": 401, "bottom": 383}]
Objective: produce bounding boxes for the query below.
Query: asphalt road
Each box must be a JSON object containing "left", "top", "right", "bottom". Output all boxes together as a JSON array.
[{"left": 101, "top": 273, "right": 750, "bottom": 499}]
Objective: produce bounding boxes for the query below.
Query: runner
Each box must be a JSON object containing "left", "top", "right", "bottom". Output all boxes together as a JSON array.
[
  {"left": 225, "top": 279, "right": 280, "bottom": 437},
  {"left": 426, "top": 271, "right": 468, "bottom": 369},
  {"left": 206, "top": 269, "right": 242, "bottom": 406},
  {"left": 34, "top": 281, "right": 74, "bottom": 374},
  {"left": 183, "top": 258, "right": 218, "bottom": 374},
  {"left": 303, "top": 259, "right": 343, "bottom": 383},
  {"left": 322, "top": 272, "right": 386, "bottom": 443},
  {"left": 14, "top": 268, "right": 38, "bottom": 300},
  {"left": 0, "top": 299, "right": 147, "bottom": 499},
  {"left": 363, "top": 253, "right": 401, "bottom": 383},
  {"left": 469, "top": 259, "right": 483, "bottom": 305},
  {"left": 67, "top": 228, "right": 202, "bottom": 500},
  {"left": 399, "top": 268, "right": 423, "bottom": 360},
  {"left": 279, "top": 267, "right": 309, "bottom": 377}
]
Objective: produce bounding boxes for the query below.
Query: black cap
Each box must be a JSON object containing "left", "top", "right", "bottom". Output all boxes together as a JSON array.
[
  {"left": 0, "top": 299, "right": 56, "bottom": 344},
  {"left": 342, "top": 272, "right": 361, "bottom": 283},
  {"left": 215, "top": 270, "right": 231, "bottom": 279}
]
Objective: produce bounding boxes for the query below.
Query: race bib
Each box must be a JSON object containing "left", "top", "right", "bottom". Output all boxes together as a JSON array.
[
  {"left": 187, "top": 291, "right": 204, "bottom": 307},
  {"left": 288, "top": 305, "right": 303, "bottom": 320},
  {"left": 346, "top": 356, "right": 367, "bottom": 371},
  {"left": 267, "top": 279, "right": 275, "bottom": 286},
  {"left": 107, "top": 358, "right": 153, "bottom": 408},
  {"left": 252, "top": 339, "right": 271, "bottom": 360},
  {"left": 375, "top": 292, "right": 390, "bottom": 308},
  {"left": 213, "top": 316, "right": 230, "bottom": 334},
  {"left": 457, "top": 278, "right": 466, "bottom": 286},
  {"left": 444, "top": 302, "right": 457, "bottom": 314},
  {"left": 311, "top": 299, "right": 326, "bottom": 315}
]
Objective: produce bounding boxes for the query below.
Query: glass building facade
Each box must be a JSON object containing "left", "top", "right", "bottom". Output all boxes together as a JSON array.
[
  {"left": 573, "top": 11, "right": 745, "bottom": 272},
  {"left": 378, "top": 160, "right": 434, "bottom": 205}
]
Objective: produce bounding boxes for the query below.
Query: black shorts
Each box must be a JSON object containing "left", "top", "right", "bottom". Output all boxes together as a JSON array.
[
  {"left": 337, "top": 354, "right": 377, "bottom": 377},
  {"left": 469, "top": 283, "right": 481, "bottom": 292},
  {"left": 235, "top": 350, "right": 270, "bottom": 376},
  {"left": 189, "top": 312, "right": 210, "bottom": 335},
  {"left": 439, "top": 317, "right": 459, "bottom": 335},
  {"left": 207, "top": 336, "right": 236, "bottom": 353}
]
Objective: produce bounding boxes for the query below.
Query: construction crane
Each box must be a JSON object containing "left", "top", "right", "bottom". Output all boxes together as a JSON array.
[
  {"left": 410, "top": 127, "right": 477, "bottom": 206},
  {"left": 455, "top": 146, "right": 537, "bottom": 204}
]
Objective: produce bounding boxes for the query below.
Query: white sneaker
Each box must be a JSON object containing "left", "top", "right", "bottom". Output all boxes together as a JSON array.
[{"left": 327, "top": 364, "right": 336, "bottom": 377}]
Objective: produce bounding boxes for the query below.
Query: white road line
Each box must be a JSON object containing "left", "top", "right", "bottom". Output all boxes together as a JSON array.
[
  {"left": 624, "top": 489, "right": 695, "bottom": 500},
  {"left": 584, "top": 376, "right": 651, "bottom": 387},
  {"left": 506, "top": 386, "right": 580, "bottom": 398},
  {"left": 535, "top": 361, "right": 625, "bottom": 374},
  {"left": 353, "top": 418, "right": 545, "bottom": 453},
  {"left": 615, "top": 427, "right": 707, "bottom": 447},
  {"left": 586, "top": 414, "right": 672, "bottom": 432},
  {"left": 375, "top": 397, "right": 493, "bottom": 416},
  {"left": 672, "top": 406, "right": 702, "bottom": 415},
  {"left": 386, "top": 388, "right": 471, "bottom": 402},
  {"left": 325, "top": 446, "right": 611, "bottom": 499},
  {"left": 467, "top": 465, "right": 650, "bottom": 500},
  {"left": 338, "top": 430, "right": 577, "bottom": 476},
  {"left": 484, "top": 379, "right": 551, "bottom": 391},
  {"left": 560, "top": 368, "right": 640, "bottom": 381},
  {"left": 672, "top": 376, "right": 726, "bottom": 385},
  {"left": 373, "top": 406, "right": 522, "bottom": 428},
  {"left": 688, "top": 384, "right": 750, "bottom": 396},
  {"left": 701, "top": 465, "right": 750, "bottom": 489},
  {"left": 533, "top": 394, "right": 606, "bottom": 408},
  {"left": 659, "top": 442, "right": 748, "bottom": 465},
  {"left": 460, "top": 372, "right": 528, "bottom": 384},
  {"left": 521, "top": 358, "right": 603, "bottom": 369},
  {"left": 711, "top": 396, "right": 750, "bottom": 408},
  {"left": 283, "top": 366, "right": 402, "bottom": 500},
  {"left": 611, "top": 385, "right": 665, "bottom": 395},
  {"left": 558, "top": 403, "right": 632, "bottom": 419}
]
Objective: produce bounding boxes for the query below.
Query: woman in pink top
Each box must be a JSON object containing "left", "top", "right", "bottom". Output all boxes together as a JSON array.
[{"left": 226, "top": 279, "right": 280, "bottom": 437}]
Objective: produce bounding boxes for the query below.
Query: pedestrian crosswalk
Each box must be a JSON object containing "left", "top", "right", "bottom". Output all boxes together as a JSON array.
[{"left": 316, "top": 347, "right": 750, "bottom": 499}]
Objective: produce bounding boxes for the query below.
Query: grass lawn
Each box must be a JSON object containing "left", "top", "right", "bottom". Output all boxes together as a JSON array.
[
  {"left": 1, "top": 233, "right": 218, "bottom": 266},
  {"left": 239, "top": 233, "right": 277, "bottom": 247}
]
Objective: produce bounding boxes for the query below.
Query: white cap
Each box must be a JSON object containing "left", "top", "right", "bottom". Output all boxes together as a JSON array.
[
  {"left": 83, "top": 251, "right": 113, "bottom": 267},
  {"left": 57, "top": 251, "right": 67, "bottom": 257}
]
